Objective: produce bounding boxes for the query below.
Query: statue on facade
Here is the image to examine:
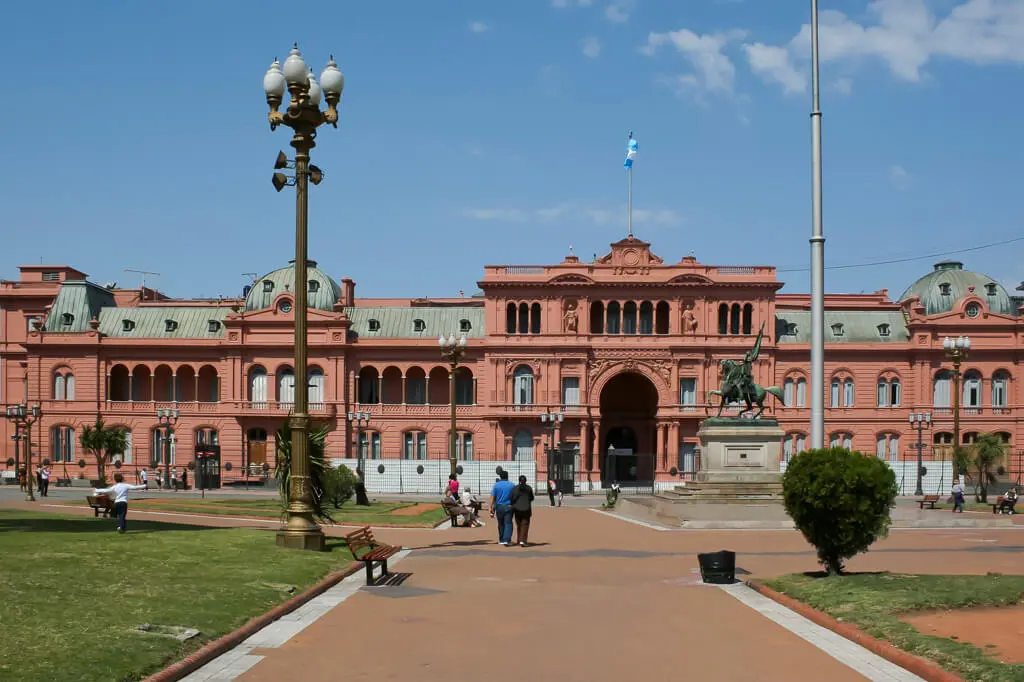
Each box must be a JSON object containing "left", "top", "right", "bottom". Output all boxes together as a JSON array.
[
  {"left": 709, "top": 322, "right": 783, "bottom": 419},
  {"left": 681, "top": 304, "right": 698, "bottom": 335},
  {"left": 563, "top": 303, "right": 578, "bottom": 333}
]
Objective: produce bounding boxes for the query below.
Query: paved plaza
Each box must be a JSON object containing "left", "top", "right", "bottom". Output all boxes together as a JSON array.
[{"left": 5, "top": 495, "right": 1023, "bottom": 681}]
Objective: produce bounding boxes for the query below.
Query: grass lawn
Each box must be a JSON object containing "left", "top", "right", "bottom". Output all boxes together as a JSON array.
[
  {"left": 120, "top": 497, "right": 447, "bottom": 528},
  {"left": 763, "top": 572, "right": 1024, "bottom": 682},
  {"left": 0, "top": 508, "right": 354, "bottom": 682}
]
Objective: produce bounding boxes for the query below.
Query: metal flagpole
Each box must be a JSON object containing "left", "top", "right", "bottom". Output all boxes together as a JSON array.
[
  {"left": 809, "top": 0, "right": 826, "bottom": 449},
  {"left": 627, "top": 131, "right": 633, "bottom": 238}
]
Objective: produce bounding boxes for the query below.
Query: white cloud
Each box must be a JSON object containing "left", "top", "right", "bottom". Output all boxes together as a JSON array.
[
  {"left": 642, "top": 29, "right": 748, "bottom": 94},
  {"left": 552, "top": 0, "right": 592, "bottom": 7},
  {"left": 468, "top": 21, "right": 489, "bottom": 33},
  {"left": 743, "top": 42, "right": 805, "bottom": 94},
  {"left": 582, "top": 36, "right": 601, "bottom": 58},
  {"left": 747, "top": 0, "right": 1024, "bottom": 93},
  {"left": 605, "top": 3, "right": 630, "bottom": 23},
  {"left": 888, "top": 164, "right": 911, "bottom": 190},
  {"left": 459, "top": 203, "right": 682, "bottom": 227},
  {"left": 832, "top": 77, "right": 853, "bottom": 94}
]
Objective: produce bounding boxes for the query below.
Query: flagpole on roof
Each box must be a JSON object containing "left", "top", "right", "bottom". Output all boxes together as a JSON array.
[{"left": 625, "top": 131, "right": 635, "bottom": 238}]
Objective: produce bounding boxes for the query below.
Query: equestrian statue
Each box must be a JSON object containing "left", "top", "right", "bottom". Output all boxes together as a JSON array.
[{"left": 708, "top": 322, "right": 784, "bottom": 419}]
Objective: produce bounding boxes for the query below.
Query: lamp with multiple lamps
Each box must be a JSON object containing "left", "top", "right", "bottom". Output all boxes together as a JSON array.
[
  {"left": 942, "top": 335, "right": 971, "bottom": 461},
  {"left": 5, "top": 404, "right": 41, "bottom": 501},
  {"left": 263, "top": 44, "right": 344, "bottom": 552},
  {"left": 156, "top": 408, "right": 179, "bottom": 490},
  {"left": 908, "top": 412, "right": 932, "bottom": 496},
  {"left": 439, "top": 334, "right": 468, "bottom": 478}
]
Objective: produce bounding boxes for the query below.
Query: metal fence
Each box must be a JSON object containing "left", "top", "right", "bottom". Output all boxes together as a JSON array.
[{"left": 331, "top": 458, "right": 538, "bottom": 496}]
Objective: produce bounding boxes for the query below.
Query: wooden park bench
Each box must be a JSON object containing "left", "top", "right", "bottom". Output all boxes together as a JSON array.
[
  {"left": 917, "top": 494, "right": 940, "bottom": 510},
  {"left": 86, "top": 494, "right": 115, "bottom": 518},
  {"left": 343, "top": 525, "right": 401, "bottom": 586},
  {"left": 990, "top": 496, "right": 1017, "bottom": 514}
]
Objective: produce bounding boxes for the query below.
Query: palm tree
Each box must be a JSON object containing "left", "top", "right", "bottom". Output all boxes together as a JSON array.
[
  {"left": 968, "top": 433, "right": 1005, "bottom": 503},
  {"left": 274, "top": 421, "right": 332, "bottom": 522},
  {"left": 79, "top": 418, "right": 128, "bottom": 486}
]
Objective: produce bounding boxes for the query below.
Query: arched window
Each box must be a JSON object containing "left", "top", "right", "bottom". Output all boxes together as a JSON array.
[
  {"left": 512, "top": 429, "right": 534, "bottom": 461},
  {"left": 113, "top": 428, "right": 133, "bottom": 464},
  {"left": 590, "top": 301, "right": 605, "bottom": 334},
  {"left": 198, "top": 365, "right": 219, "bottom": 403},
  {"left": 783, "top": 433, "right": 807, "bottom": 463},
  {"left": 730, "top": 304, "right": 740, "bottom": 335},
  {"left": 877, "top": 378, "right": 889, "bottom": 407},
  {"left": 277, "top": 367, "right": 295, "bottom": 407},
  {"left": 622, "top": 302, "right": 637, "bottom": 335},
  {"left": 455, "top": 367, "right": 474, "bottom": 405},
  {"left": 741, "top": 303, "right": 753, "bottom": 335},
  {"left": 530, "top": 302, "right": 541, "bottom": 334},
  {"left": 405, "top": 367, "right": 427, "bottom": 404},
  {"left": 796, "top": 378, "right": 807, "bottom": 408},
  {"left": 962, "top": 370, "right": 982, "bottom": 409},
  {"left": 830, "top": 432, "right": 853, "bottom": 449},
  {"left": 402, "top": 431, "right": 427, "bottom": 460},
  {"left": 248, "top": 366, "right": 268, "bottom": 407},
  {"left": 992, "top": 370, "right": 1010, "bottom": 408},
  {"left": 717, "top": 304, "right": 728, "bottom": 335},
  {"left": 606, "top": 302, "right": 621, "bottom": 334},
  {"left": 518, "top": 303, "right": 529, "bottom": 334},
  {"left": 53, "top": 369, "right": 75, "bottom": 401},
  {"left": 783, "top": 379, "right": 794, "bottom": 407},
  {"left": 875, "top": 434, "right": 899, "bottom": 462},
  {"left": 843, "top": 378, "right": 855, "bottom": 407},
  {"left": 889, "top": 378, "right": 901, "bottom": 407},
  {"left": 109, "top": 364, "right": 130, "bottom": 401},
  {"left": 506, "top": 303, "right": 516, "bottom": 334},
  {"left": 196, "top": 427, "right": 218, "bottom": 446},
  {"left": 655, "top": 301, "right": 669, "bottom": 334},
  {"left": 358, "top": 367, "right": 380, "bottom": 404},
  {"left": 308, "top": 368, "right": 325, "bottom": 407},
  {"left": 50, "top": 426, "right": 75, "bottom": 463},
  {"left": 359, "top": 431, "right": 382, "bottom": 459},
  {"left": 54, "top": 373, "right": 65, "bottom": 400},
  {"left": 933, "top": 370, "right": 951, "bottom": 407},
  {"left": 830, "top": 379, "right": 841, "bottom": 408},
  {"left": 152, "top": 428, "right": 176, "bottom": 465},
  {"left": 513, "top": 365, "right": 534, "bottom": 406},
  {"left": 458, "top": 432, "right": 474, "bottom": 461}
]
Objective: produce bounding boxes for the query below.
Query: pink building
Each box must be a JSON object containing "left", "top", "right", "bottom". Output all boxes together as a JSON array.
[{"left": 1, "top": 238, "right": 1020, "bottom": 490}]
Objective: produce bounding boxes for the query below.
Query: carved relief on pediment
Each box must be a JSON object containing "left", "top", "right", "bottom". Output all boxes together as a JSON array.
[
  {"left": 504, "top": 359, "right": 542, "bottom": 377},
  {"left": 595, "top": 236, "right": 664, "bottom": 274}
]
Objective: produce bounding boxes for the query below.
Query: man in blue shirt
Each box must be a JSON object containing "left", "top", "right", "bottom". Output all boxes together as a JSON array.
[{"left": 490, "top": 470, "right": 515, "bottom": 546}]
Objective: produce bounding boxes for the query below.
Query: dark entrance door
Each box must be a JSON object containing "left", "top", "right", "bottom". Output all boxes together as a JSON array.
[
  {"left": 194, "top": 444, "right": 221, "bottom": 489},
  {"left": 247, "top": 428, "right": 268, "bottom": 478},
  {"left": 599, "top": 371, "right": 659, "bottom": 489},
  {"left": 605, "top": 426, "right": 639, "bottom": 484},
  {"left": 547, "top": 442, "right": 577, "bottom": 495}
]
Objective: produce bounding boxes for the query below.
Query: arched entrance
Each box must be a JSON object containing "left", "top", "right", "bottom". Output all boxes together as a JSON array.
[{"left": 599, "top": 372, "right": 659, "bottom": 486}]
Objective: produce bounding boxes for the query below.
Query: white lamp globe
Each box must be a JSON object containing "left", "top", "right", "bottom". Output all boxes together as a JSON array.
[
  {"left": 307, "top": 70, "right": 322, "bottom": 106},
  {"left": 263, "top": 59, "right": 286, "bottom": 98},
  {"left": 320, "top": 56, "right": 344, "bottom": 97},
  {"left": 282, "top": 44, "right": 308, "bottom": 86}
]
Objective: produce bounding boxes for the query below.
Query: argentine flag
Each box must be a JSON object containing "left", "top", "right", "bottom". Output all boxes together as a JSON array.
[{"left": 624, "top": 136, "right": 638, "bottom": 169}]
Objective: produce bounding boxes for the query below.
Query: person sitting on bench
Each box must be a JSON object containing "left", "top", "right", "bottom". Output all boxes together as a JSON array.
[
  {"left": 999, "top": 487, "right": 1018, "bottom": 514},
  {"left": 460, "top": 486, "right": 485, "bottom": 521},
  {"left": 442, "top": 487, "right": 482, "bottom": 527}
]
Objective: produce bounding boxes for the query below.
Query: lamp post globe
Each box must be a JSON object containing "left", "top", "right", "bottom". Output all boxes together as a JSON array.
[
  {"left": 282, "top": 44, "right": 308, "bottom": 86},
  {"left": 306, "top": 70, "right": 322, "bottom": 107},
  {"left": 320, "top": 56, "right": 344, "bottom": 98},
  {"left": 263, "top": 59, "right": 286, "bottom": 99}
]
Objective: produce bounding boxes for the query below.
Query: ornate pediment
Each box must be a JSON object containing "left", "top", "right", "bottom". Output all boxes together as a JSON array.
[{"left": 595, "top": 236, "right": 664, "bottom": 275}]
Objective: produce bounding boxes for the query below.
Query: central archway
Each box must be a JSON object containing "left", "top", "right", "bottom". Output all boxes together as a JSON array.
[{"left": 599, "top": 371, "right": 659, "bottom": 486}]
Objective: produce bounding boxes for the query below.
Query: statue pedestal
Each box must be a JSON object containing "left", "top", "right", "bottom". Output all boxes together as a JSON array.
[{"left": 695, "top": 417, "right": 785, "bottom": 485}]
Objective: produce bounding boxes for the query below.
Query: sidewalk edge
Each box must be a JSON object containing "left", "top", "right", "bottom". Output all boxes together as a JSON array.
[
  {"left": 143, "top": 562, "right": 362, "bottom": 682},
  {"left": 746, "top": 580, "right": 964, "bottom": 682}
]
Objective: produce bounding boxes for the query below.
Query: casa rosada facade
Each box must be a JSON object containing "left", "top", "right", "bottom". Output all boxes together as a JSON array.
[{"left": 1, "top": 237, "right": 1021, "bottom": 485}]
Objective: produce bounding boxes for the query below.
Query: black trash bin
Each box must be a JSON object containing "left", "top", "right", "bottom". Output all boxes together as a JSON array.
[{"left": 697, "top": 550, "right": 736, "bottom": 584}]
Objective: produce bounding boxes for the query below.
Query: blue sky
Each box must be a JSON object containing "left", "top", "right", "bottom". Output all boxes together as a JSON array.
[{"left": 2, "top": 0, "right": 1022, "bottom": 300}]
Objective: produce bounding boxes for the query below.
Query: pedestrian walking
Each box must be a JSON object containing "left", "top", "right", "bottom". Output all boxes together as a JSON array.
[
  {"left": 171, "top": 468, "right": 180, "bottom": 491},
  {"left": 40, "top": 465, "right": 50, "bottom": 497},
  {"left": 93, "top": 473, "right": 148, "bottom": 533},
  {"left": 547, "top": 479, "right": 557, "bottom": 506},
  {"left": 180, "top": 468, "right": 188, "bottom": 491},
  {"left": 511, "top": 475, "right": 535, "bottom": 547},
  {"left": 952, "top": 478, "right": 966, "bottom": 513},
  {"left": 489, "top": 470, "right": 515, "bottom": 546},
  {"left": 140, "top": 468, "right": 148, "bottom": 490}
]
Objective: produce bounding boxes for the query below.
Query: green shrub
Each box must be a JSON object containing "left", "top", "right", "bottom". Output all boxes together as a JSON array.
[
  {"left": 782, "top": 447, "right": 898, "bottom": 575},
  {"left": 323, "top": 465, "right": 357, "bottom": 509},
  {"left": 274, "top": 421, "right": 333, "bottom": 522}
]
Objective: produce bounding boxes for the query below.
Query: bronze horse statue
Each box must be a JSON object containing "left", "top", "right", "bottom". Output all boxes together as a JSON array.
[{"left": 710, "top": 358, "right": 784, "bottom": 419}]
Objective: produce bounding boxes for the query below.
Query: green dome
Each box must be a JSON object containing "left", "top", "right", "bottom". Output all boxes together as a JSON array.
[
  {"left": 244, "top": 260, "right": 342, "bottom": 312},
  {"left": 899, "top": 261, "right": 1017, "bottom": 317}
]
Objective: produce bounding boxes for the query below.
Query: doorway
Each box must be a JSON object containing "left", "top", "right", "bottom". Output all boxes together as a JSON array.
[
  {"left": 599, "top": 371, "right": 659, "bottom": 487},
  {"left": 247, "top": 428, "right": 268, "bottom": 477}
]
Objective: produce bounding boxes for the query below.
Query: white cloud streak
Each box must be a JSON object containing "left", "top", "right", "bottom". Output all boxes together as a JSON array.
[
  {"left": 582, "top": 36, "right": 601, "bottom": 58},
  {"left": 459, "top": 203, "right": 682, "bottom": 227}
]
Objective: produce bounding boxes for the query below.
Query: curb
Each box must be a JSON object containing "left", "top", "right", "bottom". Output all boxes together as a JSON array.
[
  {"left": 143, "top": 561, "right": 363, "bottom": 682},
  {"left": 746, "top": 581, "right": 965, "bottom": 682}
]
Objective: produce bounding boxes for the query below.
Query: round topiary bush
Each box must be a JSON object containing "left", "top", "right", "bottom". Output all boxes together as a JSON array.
[{"left": 782, "top": 447, "right": 898, "bottom": 575}]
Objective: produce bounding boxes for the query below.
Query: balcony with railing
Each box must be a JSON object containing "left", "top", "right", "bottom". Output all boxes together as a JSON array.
[{"left": 102, "top": 400, "right": 335, "bottom": 416}]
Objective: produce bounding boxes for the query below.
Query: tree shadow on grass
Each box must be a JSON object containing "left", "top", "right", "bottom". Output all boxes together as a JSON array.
[
  {"left": 799, "top": 570, "right": 889, "bottom": 579},
  {"left": 0, "top": 516, "right": 218, "bottom": 534}
]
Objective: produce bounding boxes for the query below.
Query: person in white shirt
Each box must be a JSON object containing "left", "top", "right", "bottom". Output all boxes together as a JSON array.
[
  {"left": 139, "top": 468, "right": 148, "bottom": 489},
  {"left": 94, "top": 473, "right": 148, "bottom": 533}
]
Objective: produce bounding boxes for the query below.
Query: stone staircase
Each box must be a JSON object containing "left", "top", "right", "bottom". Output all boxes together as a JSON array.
[{"left": 656, "top": 480, "right": 783, "bottom": 504}]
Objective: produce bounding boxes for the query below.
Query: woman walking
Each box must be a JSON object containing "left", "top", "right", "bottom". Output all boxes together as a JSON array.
[
  {"left": 952, "top": 478, "right": 966, "bottom": 513},
  {"left": 94, "top": 472, "right": 148, "bottom": 533},
  {"left": 510, "top": 475, "right": 534, "bottom": 547}
]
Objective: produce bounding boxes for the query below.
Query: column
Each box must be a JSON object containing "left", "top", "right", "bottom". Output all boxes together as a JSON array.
[
  {"left": 129, "top": 374, "right": 134, "bottom": 401},
  {"left": 149, "top": 374, "right": 154, "bottom": 402},
  {"left": 377, "top": 376, "right": 383, "bottom": 404},
  {"left": 580, "top": 419, "right": 590, "bottom": 472},
  {"left": 669, "top": 422, "right": 680, "bottom": 471},
  {"left": 591, "top": 419, "right": 601, "bottom": 471},
  {"left": 194, "top": 374, "right": 199, "bottom": 403},
  {"left": 401, "top": 375, "right": 407, "bottom": 404},
  {"left": 105, "top": 373, "right": 110, "bottom": 403},
  {"left": 656, "top": 423, "right": 665, "bottom": 472},
  {"left": 172, "top": 371, "right": 178, "bottom": 402}
]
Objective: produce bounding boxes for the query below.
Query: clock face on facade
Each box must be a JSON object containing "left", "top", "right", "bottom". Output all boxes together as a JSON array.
[
  {"left": 965, "top": 302, "right": 980, "bottom": 318},
  {"left": 278, "top": 300, "right": 292, "bottom": 314}
]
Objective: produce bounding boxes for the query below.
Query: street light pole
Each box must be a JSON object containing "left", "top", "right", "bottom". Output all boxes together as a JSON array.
[
  {"left": 347, "top": 410, "right": 370, "bottom": 469},
  {"left": 264, "top": 45, "right": 344, "bottom": 551},
  {"left": 156, "top": 408, "right": 179, "bottom": 490},
  {"left": 909, "top": 412, "right": 932, "bottom": 496},
  {"left": 943, "top": 336, "right": 971, "bottom": 474},
  {"left": 809, "top": 0, "right": 826, "bottom": 450},
  {"left": 439, "top": 333, "right": 468, "bottom": 478},
  {"left": 6, "top": 404, "right": 41, "bottom": 502}
]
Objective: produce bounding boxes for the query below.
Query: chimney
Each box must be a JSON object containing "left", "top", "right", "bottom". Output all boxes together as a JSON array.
[{"left": 341, "top": 277, "right": 355, "bottom": 306}]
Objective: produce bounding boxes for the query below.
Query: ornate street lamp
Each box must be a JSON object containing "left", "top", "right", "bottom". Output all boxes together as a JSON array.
[
  {"left": 943, "top": 335, "right": 971, "bottom": 465},
  {"left": 156, "top": 407, "right": 179, "bottom": 490},
  {"left": 540, "top": 411, "right": 564, "bottom": 456},
  {"left": 347, "top": 410, "right": 371, "bottom": 466},
  {"left": 6, "top": 404, "right": 41, "bottom": 501},
  {"left": 908, "top": 412, "right": 932, "bottom": 496},
  {"left": 439, "top": 333, "right": 468, "bottom": 477},
  {"left": 264, "top": 44, "right": 344, "bottom": 551}
]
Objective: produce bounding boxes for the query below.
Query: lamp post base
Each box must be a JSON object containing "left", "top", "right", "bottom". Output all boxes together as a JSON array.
[{"left": 276, "top": 526, "right": 326, "bottom": 551}]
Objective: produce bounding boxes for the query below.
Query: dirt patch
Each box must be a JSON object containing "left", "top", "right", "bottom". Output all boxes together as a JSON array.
[
  {"left": 387, "top": 503, "right": 436, "bottom": 517},
  {"left": 901, "top": 603, "right": 1024, "bottom": 663}
]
